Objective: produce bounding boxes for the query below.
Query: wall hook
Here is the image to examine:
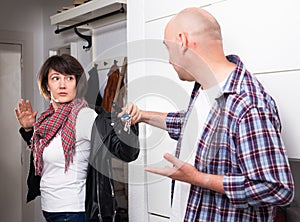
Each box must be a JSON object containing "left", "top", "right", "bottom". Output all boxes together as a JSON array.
[{"left": 74, "top": 27, "right": 92, "bottom": 50}]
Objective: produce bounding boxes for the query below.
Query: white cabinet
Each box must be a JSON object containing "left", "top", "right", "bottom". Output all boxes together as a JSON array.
[
  {"left": 205, "top": 0, "right": 300, "bottom": 73},
  {"left": 256, "top": 71, "right": 300, "bottom": 159},
  {"left": 144, "top": 14, "right": 194, "bottom": 219},
  {"left": 138, "top": 74, "right": 191, "bottom": 217}
]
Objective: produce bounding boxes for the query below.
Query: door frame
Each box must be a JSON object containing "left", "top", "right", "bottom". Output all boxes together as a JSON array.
[{"left": 0, "top": 30, "right": 34, "bottom": 222}]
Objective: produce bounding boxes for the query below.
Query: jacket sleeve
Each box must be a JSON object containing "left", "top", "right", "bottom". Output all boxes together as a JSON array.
[
  {"left": 109, "top": 122, "right": 140, "bottom": 162},
  {"left": 18, "top": 128, "right": 41, "bottom": 202},
  {"left": 19, "top": 127, "right": 33, "bottom": 145},
  {"left": 91, "top": 111, "right": 140, "bottom": 164}
]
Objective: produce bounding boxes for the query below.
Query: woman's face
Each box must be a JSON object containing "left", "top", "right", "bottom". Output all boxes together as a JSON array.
[{"left": 47, "top": 68, "right": 76, "bottom": 107}]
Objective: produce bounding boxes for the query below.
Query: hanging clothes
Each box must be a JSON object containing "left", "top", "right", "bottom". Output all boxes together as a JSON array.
[
  {"left": 85, "top": 65, "right": 102, "bottom": 112},
  {"left": 101, "top": 64, "right": 121, "bottom": 112},
  {"left": 113, "top": 58, "right": 127, "bottom": 110},
  {"left": 101, "top": 57, "right": 127, "bottom": 113}
]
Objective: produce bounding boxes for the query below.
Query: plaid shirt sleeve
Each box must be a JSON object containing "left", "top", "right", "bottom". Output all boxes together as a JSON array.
[
  {"left": 223, "top": 106, "right": 294, "bottom": 208},
  {"left": 166, "top": 111, "right": 185, "bottom": 141}
]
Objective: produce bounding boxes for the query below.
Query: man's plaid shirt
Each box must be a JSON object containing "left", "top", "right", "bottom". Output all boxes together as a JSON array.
[{"left": 166, "top": 55, "right": 294, "bottom": 221}]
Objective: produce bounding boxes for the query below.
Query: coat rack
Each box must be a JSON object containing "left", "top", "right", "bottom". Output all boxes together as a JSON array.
[
  {"left": 54, "top": 4, "right": 125, "bottom": 50},
  {"left": 74, "top": 27, "right": 91, "bottom": 50},
  {"left": 94, "top": 56, "right": 126, "bottom": 70}
]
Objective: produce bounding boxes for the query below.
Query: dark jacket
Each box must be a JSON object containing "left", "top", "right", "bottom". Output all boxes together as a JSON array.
[
  {"left": 19, "top": 127, "right": 41, "bottom": 202},
  {"left": 86, "top": 108, "right": 139, "bottom": 220},
  {"left": 19, "top": 107, "right": 139, "bottom": 221}
]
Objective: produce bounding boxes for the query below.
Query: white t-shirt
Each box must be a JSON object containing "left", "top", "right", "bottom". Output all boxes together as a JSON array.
[
  {"left": 40, "top": 107, "right": 97, "bottom": 212},
  {"left": 170, "top": 82, "right": 225, "bottom": 222}
]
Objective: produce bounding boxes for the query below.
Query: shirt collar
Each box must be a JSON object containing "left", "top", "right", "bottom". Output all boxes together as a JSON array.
[
  {"left": 192, "top": 55, "right": 246, "bottom": 103},
  {"left": 192, "top": 55, "right": 246, "bottom": 100},
  {"left": 222, "top": 54, "right": 247, "bottom": 95}
]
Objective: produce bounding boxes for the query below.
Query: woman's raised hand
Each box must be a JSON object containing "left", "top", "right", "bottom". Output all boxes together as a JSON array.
[{"left": 15, "top": 99, "right": 38, "bottom": 131}]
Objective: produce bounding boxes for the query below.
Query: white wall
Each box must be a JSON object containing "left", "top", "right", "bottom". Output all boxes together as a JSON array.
[
  {"left": 92, "top": 20, "right": 127, "bottom": 96},
  {"left": 0, "top": 1, "right": 47, "bottom": 221},
  {"left": 0, "top": 0, "right": 44, "bottom": 113}
]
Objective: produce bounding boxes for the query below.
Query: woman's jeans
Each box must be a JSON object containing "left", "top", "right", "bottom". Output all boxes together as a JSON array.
[{"left": 42, "top": 211, "right": 103, "bottom": 222}]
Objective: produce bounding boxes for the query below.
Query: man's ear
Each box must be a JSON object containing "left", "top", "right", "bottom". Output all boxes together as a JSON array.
[{"left": 178, "top": 32, "right": 188, "bottom": 53}]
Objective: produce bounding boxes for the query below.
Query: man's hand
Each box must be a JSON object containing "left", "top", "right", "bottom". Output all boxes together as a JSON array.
[
  {"left": 145, "top": 152, "right": 225, "bottom": 193},
  {"left": 145, "top": 153, "right": 199, "bottom": 185},
  {"left": 118, "top": 103, "right": 142, "bottom": 125}
]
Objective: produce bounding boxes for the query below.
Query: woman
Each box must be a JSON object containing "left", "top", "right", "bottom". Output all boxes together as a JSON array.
[{"left": 15, "top": 54, "right": 139, "bottom": 222}]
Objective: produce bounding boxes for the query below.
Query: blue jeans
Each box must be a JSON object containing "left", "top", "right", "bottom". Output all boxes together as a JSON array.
[{"left": 42, "top": 211, "right": 100, "bottom": 222}]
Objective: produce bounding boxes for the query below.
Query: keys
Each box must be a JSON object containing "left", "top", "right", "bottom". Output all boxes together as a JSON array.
[
  {"left": 121, "top": 113, "right": 131, "bottom": 133},
  {"left": 112, "top": 102, "right": 131, "bottom": 134}
]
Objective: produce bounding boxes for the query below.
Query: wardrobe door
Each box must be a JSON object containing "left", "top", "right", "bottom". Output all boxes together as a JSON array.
[
  {"left": 256, "top": 71, "right": 300, "bottom": 159},
  {"left": 0, "top": 43, "right": 22, "bottom": 222},
  {"left": 144, "top": 14, "right": 194, "bottom": 219},
  {"left": 205, "top": 0, "right": 300, "bottom": 73}
]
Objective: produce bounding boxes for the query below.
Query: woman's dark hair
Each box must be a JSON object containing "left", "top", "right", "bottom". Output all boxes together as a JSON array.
[{"left": 38, "top": 54, "right": 87, "bottom": 100}]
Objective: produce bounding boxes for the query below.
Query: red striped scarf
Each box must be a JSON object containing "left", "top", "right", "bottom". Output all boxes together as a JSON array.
[{"left": 30, "top": 98, "right": 88, "bottom": 175}]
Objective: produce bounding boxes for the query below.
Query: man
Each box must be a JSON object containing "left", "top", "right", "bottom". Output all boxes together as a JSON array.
[{"left": 127, "top": 7, "right": 294, "bottom": 222}]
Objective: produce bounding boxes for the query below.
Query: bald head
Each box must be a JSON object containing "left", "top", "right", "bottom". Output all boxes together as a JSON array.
[
  {"left": 163, "top": 7, "right": 233, "bottom": 87},
  {"left": 165, "top": 7, "right": 222, "bottom": 43}
]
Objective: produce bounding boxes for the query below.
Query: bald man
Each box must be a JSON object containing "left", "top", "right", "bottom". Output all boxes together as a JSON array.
[{"left": 128, "top": 7, "right": 294, "bottom": 221}]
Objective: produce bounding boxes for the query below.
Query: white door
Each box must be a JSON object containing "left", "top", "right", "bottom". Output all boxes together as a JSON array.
[{"left": 0, "top": 43, "right": 22, "bottom": 222}]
